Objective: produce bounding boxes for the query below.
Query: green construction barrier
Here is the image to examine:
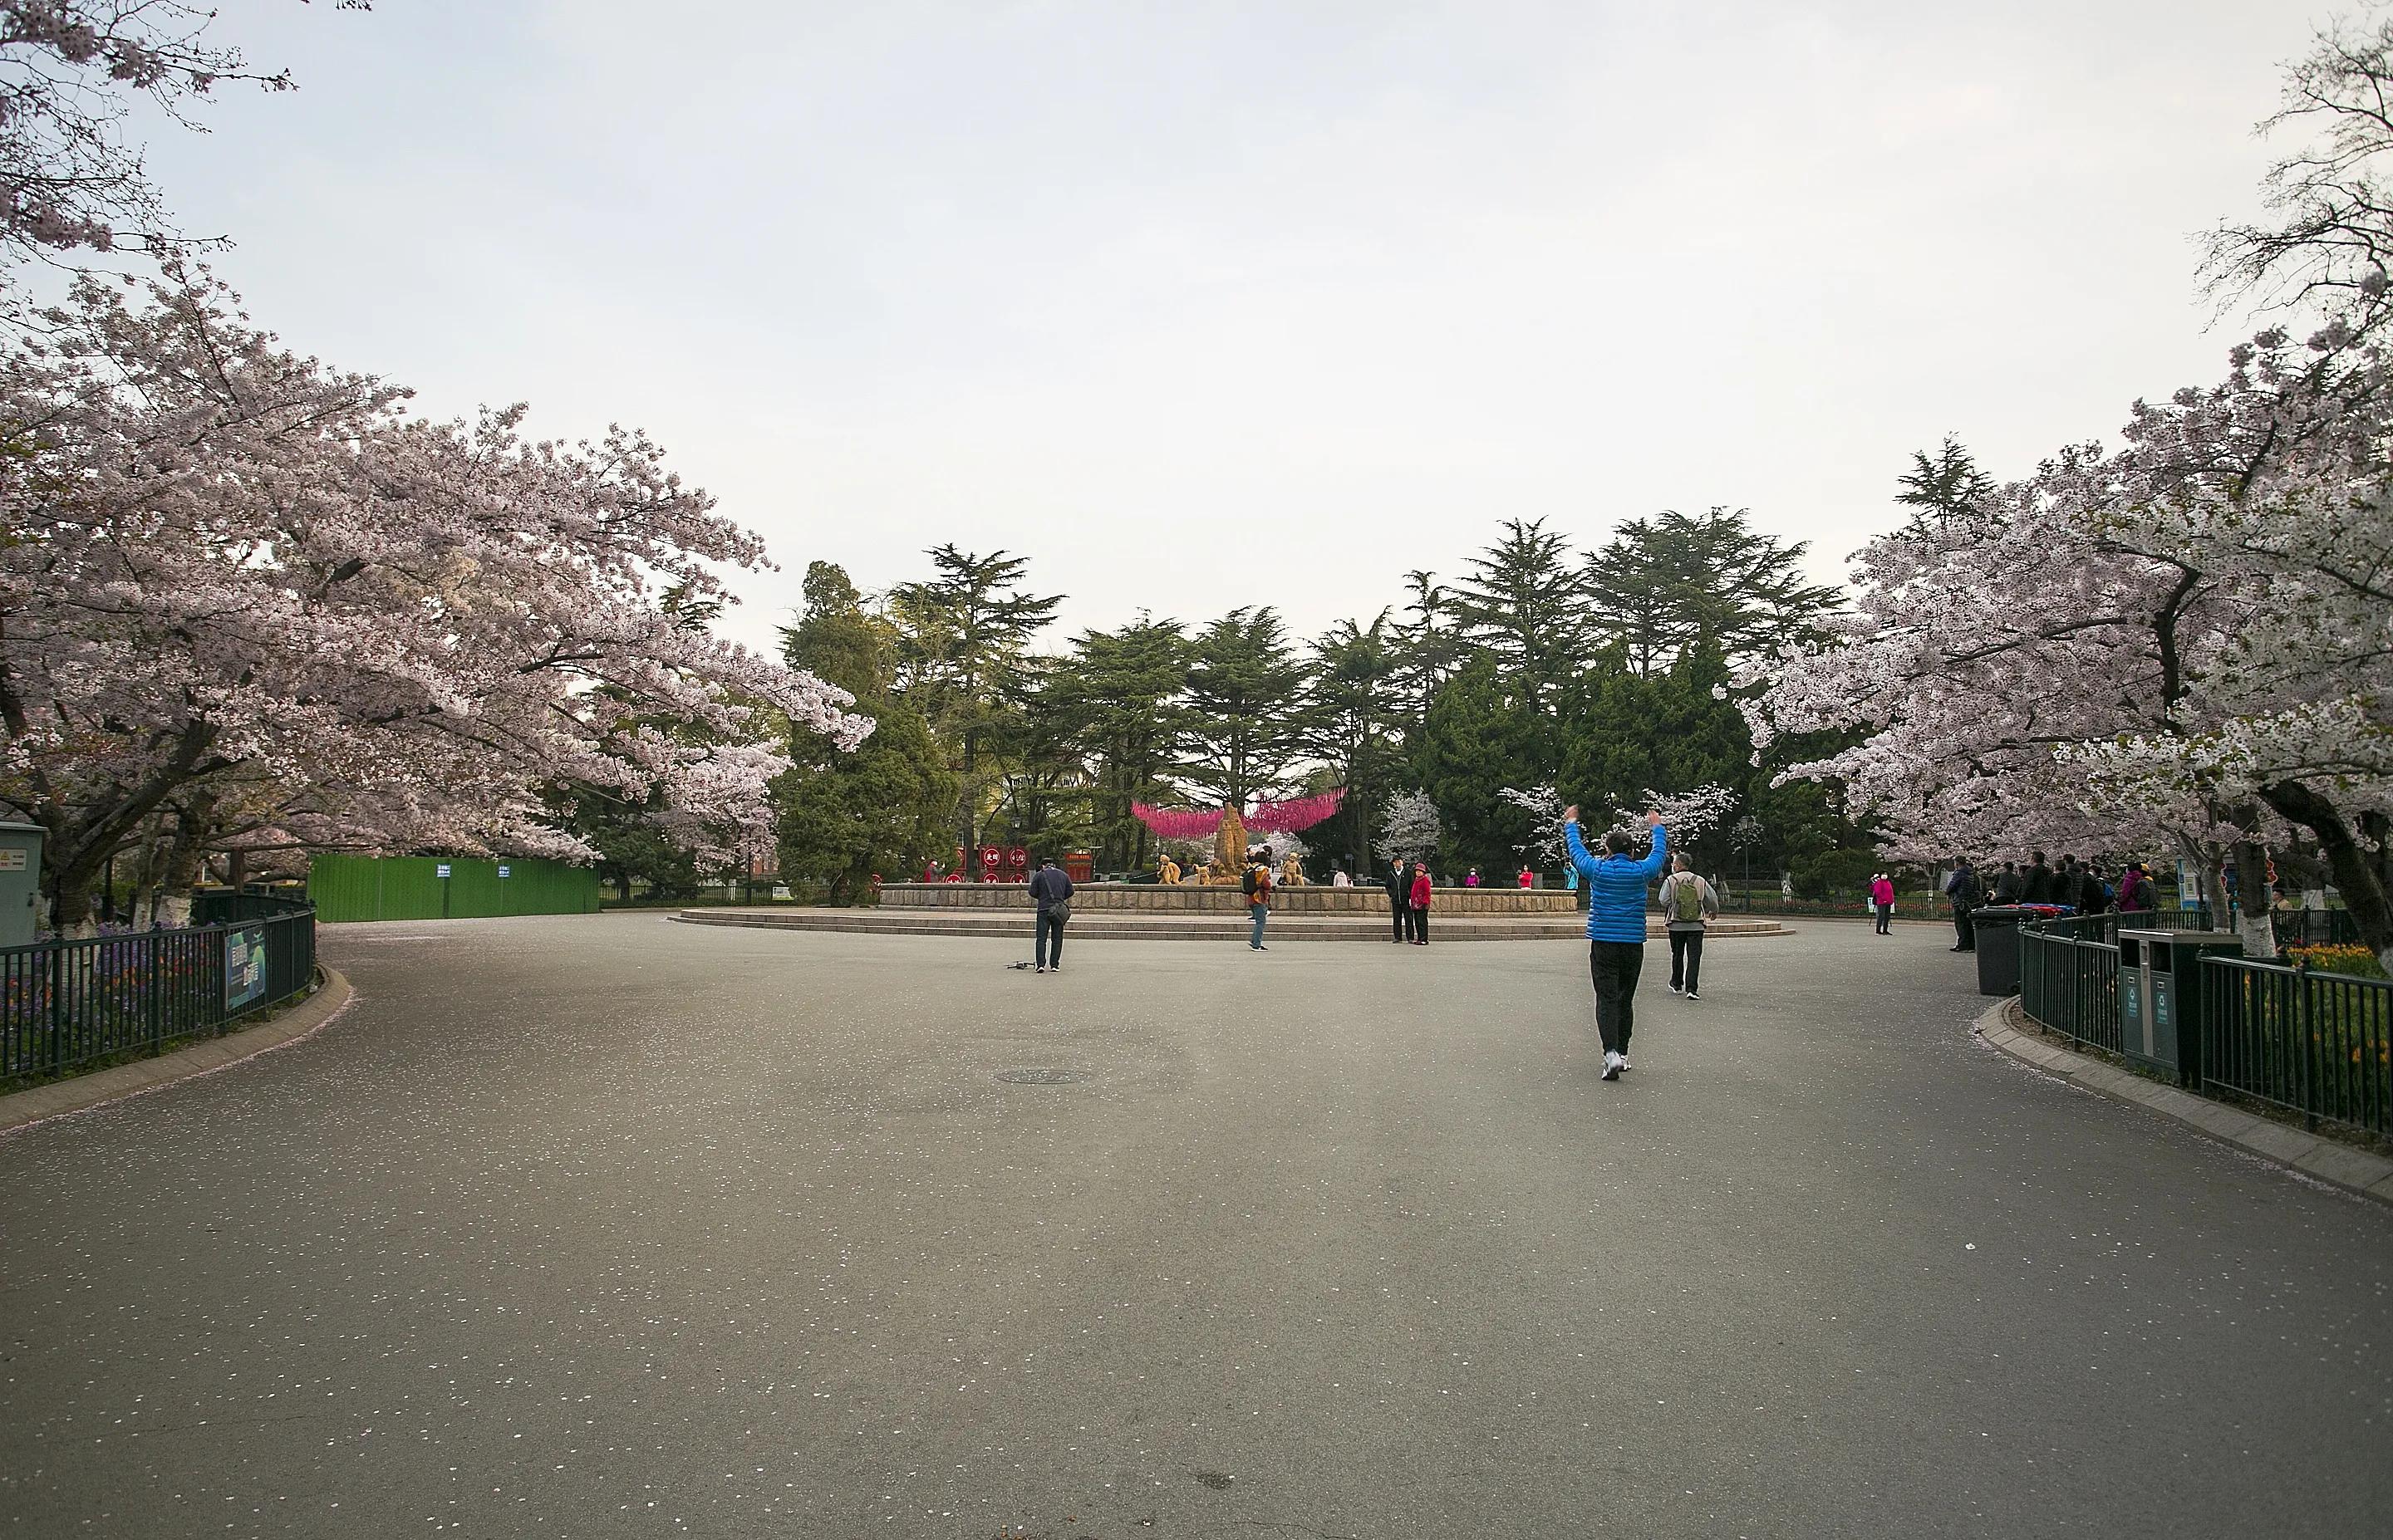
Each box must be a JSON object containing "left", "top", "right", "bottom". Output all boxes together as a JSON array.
[{"left": 307, "top": 855, "right": 601, "bottom": 922}]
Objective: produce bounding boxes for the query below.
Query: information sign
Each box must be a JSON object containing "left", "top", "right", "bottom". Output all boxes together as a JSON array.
[{"left": 225, "top": 925, "right": 268, "bottom": 1011}]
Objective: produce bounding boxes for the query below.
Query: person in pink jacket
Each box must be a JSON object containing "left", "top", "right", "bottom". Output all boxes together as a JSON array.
[{"left": 1870, "top": 873, "right": 1896, "bottom": 934}]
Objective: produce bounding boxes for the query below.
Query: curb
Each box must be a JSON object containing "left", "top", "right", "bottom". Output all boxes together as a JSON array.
[
  {"left": 1973, "top": 996, "right": 2393, "bottom": 1206},
  {"left": 0, "top": 966, "right": 356, "bottom": 1138}
]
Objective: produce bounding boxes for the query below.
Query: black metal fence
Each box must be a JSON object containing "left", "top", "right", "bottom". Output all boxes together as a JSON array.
[
  {"left": 2204, "top": 956, "right": 2393, "bottom": 1135},
  {"left": 2017, "top": 911, "right": 2392, "bottom": 1139},
  {"left": 1, "top": 896, "right": 318, "bottom": 1083},
  {"left": 2019, "top": 914, "right": 2127, "bottom": 1054}
]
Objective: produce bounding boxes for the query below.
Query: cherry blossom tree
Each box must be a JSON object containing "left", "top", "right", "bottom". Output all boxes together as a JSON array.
[
  {"left": 1, "top": 1, "right": 366, "bottom": 284},
  {"left": 2, "top": 272, "right": 870, "bottom": 932},
  {"left": 1742, "top": 324, "right": 2393, "bottom": 964},
  {"left": 1376, "top": 789, "right": 1442, "bottom": 863}
]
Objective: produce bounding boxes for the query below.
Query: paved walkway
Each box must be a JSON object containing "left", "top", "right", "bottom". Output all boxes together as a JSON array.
[{"left": 0, "top": 915, "right": 2386, "bottom": 1538}]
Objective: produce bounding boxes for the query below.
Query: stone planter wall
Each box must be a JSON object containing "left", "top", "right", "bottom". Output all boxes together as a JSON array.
[{"left": 876, "top": 882, "right": 1580, "bottom": 915}]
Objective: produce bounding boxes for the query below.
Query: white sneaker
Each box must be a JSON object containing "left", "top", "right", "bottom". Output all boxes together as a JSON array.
[
  {"left": 1668, "top": 983, "right": 1683, "bottom": 995},
  {"left": 1618, "top": 1055, "right": 1632, "bottom": 1072},
  {"left": 1685, "top": 991, "right": 1700, "bottom": 1002},
  {"left": 1601, "top": 1051, "right": 1623, "bottom": 1081}
]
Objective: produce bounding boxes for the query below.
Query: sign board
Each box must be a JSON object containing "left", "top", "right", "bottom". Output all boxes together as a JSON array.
[
  {"left": 0, "top": 849, "right": 22, "bottom": 871},
  {"left": 225, "top": 925, "right": 268, "bottom": 1012},
  {"left": 435, "top": 863, "right": 453, "bottom": 879},
  {"left": 497, "top": 865, "right": 511, "bottom": 878}
]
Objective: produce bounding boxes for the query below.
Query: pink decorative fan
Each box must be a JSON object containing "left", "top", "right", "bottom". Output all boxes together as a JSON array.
[{"left": 1248, "top": 791, "right": 1344, "bottom": 834}]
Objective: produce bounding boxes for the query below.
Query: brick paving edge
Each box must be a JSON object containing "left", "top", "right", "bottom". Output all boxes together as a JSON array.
[
  {"left": 1973, "top": 995, "right": 2393, "bottom": 1208},
  {"left": 0, "top": 966, "right": 357, "bottom": 1138}
]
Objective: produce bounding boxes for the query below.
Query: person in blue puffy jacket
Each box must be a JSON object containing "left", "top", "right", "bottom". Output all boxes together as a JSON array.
[{"left": 1565, "top": 806, "right": 1668, "bottom": 1082}]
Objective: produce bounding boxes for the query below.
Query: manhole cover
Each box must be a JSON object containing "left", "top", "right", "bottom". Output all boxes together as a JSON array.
[{"left": 995, "top": 1067, "right": 1085, "bottom": 1085}]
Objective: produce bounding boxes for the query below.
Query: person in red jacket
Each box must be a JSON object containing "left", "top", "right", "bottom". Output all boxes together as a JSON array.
[
  {"left": 1408, "top": 861, "right": 1433, "bottom": 945},
  {"left": 1517, "top": 866, "right": 1535, "bottom": 889}
]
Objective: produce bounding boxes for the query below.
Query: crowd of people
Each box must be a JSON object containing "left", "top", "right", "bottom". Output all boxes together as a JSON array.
[{"left": 1936, "top": 851, "right": 2161, "bottom": 953}]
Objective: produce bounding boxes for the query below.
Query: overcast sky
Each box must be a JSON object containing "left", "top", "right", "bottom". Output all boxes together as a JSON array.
[{"left": 142, "top": 0, "right": 2321, "bottom": 655}]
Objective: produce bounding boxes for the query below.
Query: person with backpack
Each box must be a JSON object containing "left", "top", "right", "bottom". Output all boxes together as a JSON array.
[
  {"left": 1870, "top": 872, "right": 1896, "bottom": 934},
  {"left": 1658, "top": 854, "right": 1718, "bottom": 999},
  {"left": 1408, "top": 861, "right": 1433, "bottom": 944},
  {"left": 1943, "top": 857, "right": 1982, "bottom": 952},
  {"left": 1029, "top": 856, "right": 1074, "bottom": 974},
  {"left": 1243, "top": 849, "right": 1274, "bottom": 950},
  {"left": 1564, "top": 806, "right": 1668, "bottom": 1082},
  {"left": 2116, "top": 861, "right": 2155, "bottom": 914},
  {"left": 1383, "top": 856, "right": 1411, "bottom": 944}
]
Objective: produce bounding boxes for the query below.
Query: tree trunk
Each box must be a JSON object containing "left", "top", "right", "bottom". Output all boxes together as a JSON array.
[
  {"left": 2230, "top": 839, "right": 2277, "bottom": 959},
  {"left": 129, "top": 813, "right": 165, "bottom": 929},
  {"left": 150, "top": 796, "right": 216, "bottom": 929},
  {"left": 2263, "top": 780, "right": 2393, "bottom": 972}
]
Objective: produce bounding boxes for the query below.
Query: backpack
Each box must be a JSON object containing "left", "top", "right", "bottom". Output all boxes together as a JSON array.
[
  {"left": 1670, "top": 874, "right": 1704, "bottom": 923},
  {"left": 1241, "top": 866, "right": 1258, "bottom": 898}
]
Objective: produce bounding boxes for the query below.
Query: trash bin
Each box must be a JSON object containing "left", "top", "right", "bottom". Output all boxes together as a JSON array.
[
  {"left": 2118, "top": 928, "right": 2242, "bottom": 1083},
  {"left": 1970, "top": 905, "right": 2035, "bottom": 995}
]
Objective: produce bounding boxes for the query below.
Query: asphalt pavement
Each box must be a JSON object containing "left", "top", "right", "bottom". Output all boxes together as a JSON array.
[{"left": 1, "top": 914, "right": 2387, "bottom": 1538}]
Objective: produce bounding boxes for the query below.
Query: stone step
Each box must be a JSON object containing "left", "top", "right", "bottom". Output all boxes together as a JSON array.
[{"left": 671, "top": 908, "right": 1787, "bottom": 943}]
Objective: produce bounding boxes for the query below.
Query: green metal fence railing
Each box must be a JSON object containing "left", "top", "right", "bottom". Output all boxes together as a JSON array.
[
  {"left": 2017, "top": 910, "right": 2393, "bottom": 1140},
  {"left": 1, "top": 896, "right": 317, "bottom": 1083},
  {"left": 2017, "top": 913, "right": 2126, "bottom": 1054},
  {"left": 2203, "top": 955, "right": 2393, "bottom": 1138}
]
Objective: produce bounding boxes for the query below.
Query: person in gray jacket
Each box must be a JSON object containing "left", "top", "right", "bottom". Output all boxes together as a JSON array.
[{"left": 1658, "top": 854, "right": 1720, "bottom": 1000}]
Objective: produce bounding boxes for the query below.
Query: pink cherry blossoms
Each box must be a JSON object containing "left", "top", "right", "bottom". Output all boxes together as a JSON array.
[
  {"left": 2, "top": 272, "right": 872, "bottom": 930},
  {"left": 1742, "top": 324, "right": 2393, "bottom": 962}
]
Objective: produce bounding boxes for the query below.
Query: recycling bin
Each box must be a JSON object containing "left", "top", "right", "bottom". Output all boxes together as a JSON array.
[
  {"left": 1971, "top": 905, "right": 2034, "bottom": 996},
  {"left": 2118, "top": 928, "right": 2242, "bottom": 1083}
]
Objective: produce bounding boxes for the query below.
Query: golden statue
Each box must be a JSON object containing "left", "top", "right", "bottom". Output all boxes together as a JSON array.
[
  {"left": 1280, "top": 852, "right": 1305, "bottom": 888},
  {"left": 1158, "top": 856, "right": 1182, "bottom": 885},
  {"left": 1203, "top": 807, "right": 1248, "bottom": 885}
]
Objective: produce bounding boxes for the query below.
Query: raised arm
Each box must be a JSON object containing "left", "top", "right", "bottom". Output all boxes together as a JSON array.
[
  {"left": 1633, "top": 821, "right": 1670, "bottom": 878},
  {"left": 1564, "top": 817, "right": 1595, "bottom": 875}
]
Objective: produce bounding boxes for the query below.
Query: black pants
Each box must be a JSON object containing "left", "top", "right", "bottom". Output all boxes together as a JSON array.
[
  {"left": 1035, "top": 910, "right": 1066, "bottom": 969},
  {"left": 1953, "top": 905, "right": 1974, "bottom": 951},
  {"left": 1589, "top": 939, "right": 1644, "bottom": 1056},
  {"left": 1874, "top": 903, "right": 1892, "bottom": 934},
  {"left": 1391, "top": 904, "right": 1408, "bottom": 941},
  {"left": 1407, "top": 906, "right": 1428, "bottom": 944},
  {"left": 1668, "top": 929, "right": 1703, "bottom": 994}
]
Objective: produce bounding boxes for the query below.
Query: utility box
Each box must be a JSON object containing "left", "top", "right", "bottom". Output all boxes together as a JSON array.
[
  {"left": 0, "top": 822, "right": 42, "bottom": 948},
  {"left": 2118, "top": 928, "right": 2242, "bottom": 1083}
]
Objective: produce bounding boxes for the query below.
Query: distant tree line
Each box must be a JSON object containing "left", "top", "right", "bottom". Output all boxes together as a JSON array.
[{"left": 738, "top": 508, "right": 1885, "bottom": 902}]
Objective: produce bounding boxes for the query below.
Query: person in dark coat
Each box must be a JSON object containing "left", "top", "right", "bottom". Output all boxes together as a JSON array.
[
  {"left": 2022, "top": 852, "right": 2055, "bottom": 905},
  {"left": 1992, "top": 861, "right": 2025, "bottom": 904},
  {"left": 1029, "top": 856, "right": 1074, "bottom": 974},
  {"left": 1943, "top": 858, "right": 1982, "bottom": 952},
  {"left": 1382, "top": 856, "right": 1411, "bottom": 944},
  {"left": 2076, "top": 859, "right": 2110, "bottom": 915}
]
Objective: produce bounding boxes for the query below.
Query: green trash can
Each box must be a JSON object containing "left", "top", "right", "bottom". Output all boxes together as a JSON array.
[
  {"left": 2118, "top": 928, "right": 2241, "bottom": 1083},
  {"left": 1972, "top": 906, "right": 2034, "bottom": 996}
]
